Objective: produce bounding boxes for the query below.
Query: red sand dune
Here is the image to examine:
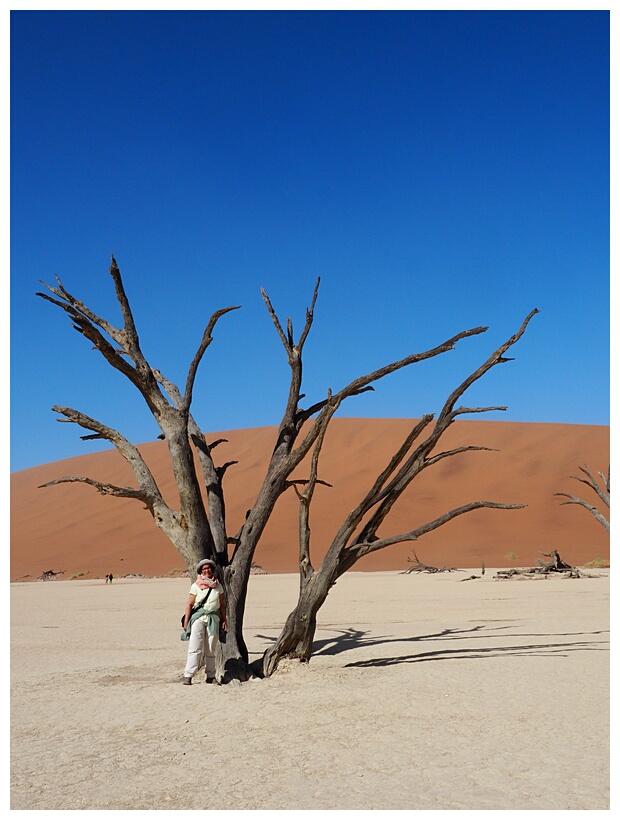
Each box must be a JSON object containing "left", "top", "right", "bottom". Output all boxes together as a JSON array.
[{"left": 10, "top": 418, "right": 609, "bottom": 581}]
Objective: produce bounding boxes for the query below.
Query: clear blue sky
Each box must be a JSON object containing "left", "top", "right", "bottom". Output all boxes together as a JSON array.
[{"left": 10, "top": 10, "right": 610, "bottom": 473}]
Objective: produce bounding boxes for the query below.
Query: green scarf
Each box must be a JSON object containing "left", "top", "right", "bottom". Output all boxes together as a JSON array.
[{"left": 180, "top": 605, "right": 220, "bottom": 641}]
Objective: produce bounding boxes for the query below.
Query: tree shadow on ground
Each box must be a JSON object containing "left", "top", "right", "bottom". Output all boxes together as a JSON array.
[
  {"left": 312, "top": 624, "right": 499, "bottom": 656},
  {"left": 252, "top": 624, "right": 609, "bottom": 665},
  {"left": 341, "top": 626, "right": 609, "bottom": 668}
]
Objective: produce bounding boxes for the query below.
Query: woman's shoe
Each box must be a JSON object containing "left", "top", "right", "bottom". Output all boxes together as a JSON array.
[
  {"left": 182, "top": 677, "right": 192, "bottom": 685},
  {"left": 205, "top": 677, "right": 220, "bottom": 685}
]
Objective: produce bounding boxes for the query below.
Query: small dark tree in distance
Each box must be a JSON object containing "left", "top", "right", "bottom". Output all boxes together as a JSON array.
[{"left": 38, "top": 258, "right": 537, "bottom": 681}]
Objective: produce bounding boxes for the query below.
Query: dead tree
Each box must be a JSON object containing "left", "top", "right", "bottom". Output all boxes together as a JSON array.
[
  {"left": 555, "top": 465, "right": 610, "bottom": 533},
  {"left": 495, "top": 550, "right": 587, "bottom": 579},
  {"left": 38, "top": 569, "right": 65, "bottom": 581},
  {"left": 38, "top": 257, "right": 537, "bottom": 680},
  {"left": 539, "top": 549, "right": 572, "bottom": 571},
  {"left": 401, "top": 550, "right": 460, "bottom": 574},
  {"left": 260, "top": 303, "right": 537, "bottom": 675}
]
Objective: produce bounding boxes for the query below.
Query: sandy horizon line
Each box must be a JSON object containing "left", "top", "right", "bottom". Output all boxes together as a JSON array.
[{"left": 11, "top": 417, "right": 610, "bottom": 581}]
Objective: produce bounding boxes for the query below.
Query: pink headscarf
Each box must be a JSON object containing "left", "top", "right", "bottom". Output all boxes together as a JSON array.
[{"left": 195, "top": 561, "right": 218, "bottom": 590}]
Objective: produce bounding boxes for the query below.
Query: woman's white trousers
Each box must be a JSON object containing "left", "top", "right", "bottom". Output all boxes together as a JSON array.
[{"left": 184, "top": 618, "right": 219, "bottom": 679}]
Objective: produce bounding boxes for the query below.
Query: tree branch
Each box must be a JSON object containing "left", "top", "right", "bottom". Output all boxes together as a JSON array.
[
  {"left": 42, "top": 406, "right": 192, "bottom": 543},
  {"left": 554, "top": 464, "right": 610, "bottom": 532},
  {"left": 569, "top": 465, "right": 610, "bottom": 509},
  {"left": 348, "top": 312, "right": 538, "bottom": 543},
  {"left": 328, "top": 416, "right": 435, "bottom": 551},
  {"left": 38, "top": 475, "right": 151, "bottom": 503},
  {"left": 425, "top": 445, "right": 496, "bottom": 467},
  {"left": 36, "top": 285, "right": 140, "bottom": 383},
  {"left": 182, "top": 305, "right": 240, "bottom": 413},
  {"left": 297, "top": 277, "right": 320, "bottom": 350},
  {"left": 287, "top": 323, "right": 494, "bottom": 480},
  {"left": 108, "top": 255, "right": 140, "bottom": 349},
  {"left": 451, "top": 405, "right": 508, "bottom": 418},
  {"left": 435, "top": 309, "right": 539, "bottom": 427},
  {"left": 50, "top": 405, "right": 165, "bottom": 498},
  {"left": 37, "top": 260, "right": 170, "bottom": 416},
  {"left": 261, "top": 288, "right": 292, "bottom": 356},
  {"left": 339, "top": 501, "right": 526, "bottom": 573},
  {"left": 554, "top": 493, "right": 610, "bottom": 532},
  {"left": 293, "top": 413, "right": 334, "bottom": 580},
  {"left": 285, "top": 309, "right": 538, "bottom": 588},
  {"left": 295, "top": 387, "right": 374, "bottom": 426}
]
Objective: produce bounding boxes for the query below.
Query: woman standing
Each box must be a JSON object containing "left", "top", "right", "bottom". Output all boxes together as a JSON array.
[{"left": 182, "top": 559, "right": 227, "bottom": 685}]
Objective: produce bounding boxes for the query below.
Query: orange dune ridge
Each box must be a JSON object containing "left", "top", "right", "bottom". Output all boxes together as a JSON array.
[{"left": 10, "top": 418, "right": 609, "bottom": 581}]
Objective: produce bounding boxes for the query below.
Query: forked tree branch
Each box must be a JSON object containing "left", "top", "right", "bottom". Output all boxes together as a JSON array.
[
  {"left": 38, "top": 258, "right": 239, "bottom": 427},
  {"left": 276, "top": 322, "right": 495, "bottom": 486},
  {"left": 261, "top": 298, "right": 537, "bottom": 588},
  {"left": 38, "top": 260, "right": 239, "bottom": 566},
  {"left": 290, "top": 309, "right": 538, "bottom": 580},
  {"left": 345, "top": 313, "right": 538, "bottom": 546},
  {"left": 49, "top": 405, "right": 165, "bottom": 500},
  {"left": 436, "top": 309, "right": 539, "bottom": 427},
  {"left": 554, "top": 493, "right": 610, "bottom": 532},
  {"left": 555, "top": 464, "right": 610, "bottom": 532},
  {"left": 338, "top": 500, "right": 525, "bottom": 574},
  {"left": 261, "top": 277, "right": 320, "bottom": 361},
  {"left": 568, "top": 465, "right": 610, "bottom": 508},
  {"left": 41, "top": 405, "right": 191, "bottom": 543}
]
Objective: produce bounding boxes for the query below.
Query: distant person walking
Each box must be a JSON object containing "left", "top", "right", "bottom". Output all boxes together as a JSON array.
[
  {"left": 181, "top": 559, "right": 226, "bottom": 685},
  {"left": 105, "top": 573, "right": 113, "bottom": 584}
]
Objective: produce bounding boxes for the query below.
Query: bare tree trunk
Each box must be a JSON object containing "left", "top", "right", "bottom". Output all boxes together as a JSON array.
[
  {"left": 217, "top": 563, "right": 251, "bottom": 681},
  {"left": 263, "top": 568, "right": 334, "bottom": 677}
]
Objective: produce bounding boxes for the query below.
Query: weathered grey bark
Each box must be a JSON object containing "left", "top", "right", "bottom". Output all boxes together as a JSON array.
[
  {"left": 211, "top": 279, "right": 499, "bottom": 678},
  {"left": 38, "top": 257, "right": 537, "bottom": 682},
  {"left": 261, "top": 308, "right": 538, "bottom": 676},
  {"left": 555, "top": 465, "right": 610, "bottom": 532},
  {"left": 37, "top": 259, "right": 254, "bottom": 674},
  {"left": 38, "top": 264, "right": 339, "bottom": 679}
]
